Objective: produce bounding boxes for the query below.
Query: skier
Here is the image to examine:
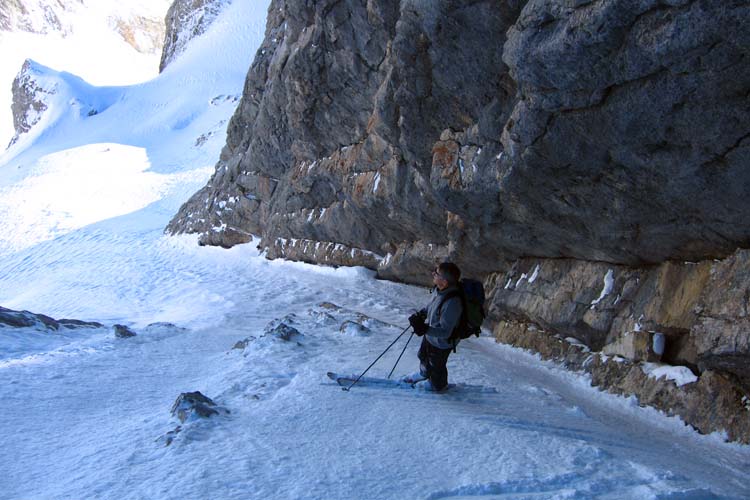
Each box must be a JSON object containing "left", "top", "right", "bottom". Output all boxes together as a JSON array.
[{"left": 404, "top": 262, "right": 463, "bottom": 392}]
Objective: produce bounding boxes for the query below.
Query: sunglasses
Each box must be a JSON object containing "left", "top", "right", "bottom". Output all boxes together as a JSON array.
[{"left": 432, "top": 269, "right": 446, "bottom": 279}]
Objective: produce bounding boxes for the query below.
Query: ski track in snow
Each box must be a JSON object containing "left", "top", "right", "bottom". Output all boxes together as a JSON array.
[{"left": 1, "top": 0, "right": 750, "bottom": 499}]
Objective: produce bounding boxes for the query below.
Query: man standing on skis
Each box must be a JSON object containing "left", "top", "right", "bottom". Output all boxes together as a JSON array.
[{"left": 404, "top": 262, "right": 463, "bottom": 392}]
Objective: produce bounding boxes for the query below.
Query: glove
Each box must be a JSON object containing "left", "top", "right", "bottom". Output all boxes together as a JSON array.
[
  {"left": 409, "top": 313, "right": 429, "bottom": 336},
  {"left": 408, "top": 311, "right": 426, "bottom": 323}
]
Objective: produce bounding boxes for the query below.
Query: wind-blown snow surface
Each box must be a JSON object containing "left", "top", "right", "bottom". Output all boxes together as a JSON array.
[{"left": 1, "top": 1, "right": 750, "bottom": 498}]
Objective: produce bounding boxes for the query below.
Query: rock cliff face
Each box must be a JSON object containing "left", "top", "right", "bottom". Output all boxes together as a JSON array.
[
  {"left": 9, "top": 60, "right": 52, "bottom": 147},
  {"left": 159, "top": 0, "right": 230, "bottom": 72},
  {"left": 167, "top": 0, "right": 750, "bottom": 440}
]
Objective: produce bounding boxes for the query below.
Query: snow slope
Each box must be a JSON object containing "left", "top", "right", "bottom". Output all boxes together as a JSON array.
[{"left": 1, "top": 1, "right": 750, "bottom": 499}]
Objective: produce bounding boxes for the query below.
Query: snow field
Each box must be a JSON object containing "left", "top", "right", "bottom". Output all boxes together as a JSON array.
[{"left": 4, "top": 262, "right": 749, "bottom": 499}]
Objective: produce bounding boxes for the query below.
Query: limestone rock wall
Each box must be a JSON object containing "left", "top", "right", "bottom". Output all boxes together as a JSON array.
[
  {"left": 168, "top": 0, "right": 750, "bottom": 278},
  {"left": 494, "top": 319, "right": 750, "bottom": 444},
  {"left": 166, "top": 0, "right": 524, "bottom": 283},
  {"left": 485, "top": 250, "right": 750, "bottom": 391}
]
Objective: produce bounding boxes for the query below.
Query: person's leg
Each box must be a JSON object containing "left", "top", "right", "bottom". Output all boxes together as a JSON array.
[
  {"left": 427, "top": 345, "right": 451, "bottom": 390},
  {"left": 417, "top": 337, "right": 431, "bottom": 378}
]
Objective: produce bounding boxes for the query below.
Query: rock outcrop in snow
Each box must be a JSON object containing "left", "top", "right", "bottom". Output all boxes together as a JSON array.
[
  {"left": 7, "top": 59, "right": 118, "bottom": 148},
  {"left": 159, "top": 0, "right": 230, "bottom": 72},
  {"left": 166, "top": 0, "right": 750, "bottom": 441},
  {"left": 113, "top": 324, "right": 137, "bottom": 338},
  {"left": 0, "top": 305, "right": 103, "bottom": 331},
  {"left": 9, "top": 60, "right": 51, "bottom": 146}
]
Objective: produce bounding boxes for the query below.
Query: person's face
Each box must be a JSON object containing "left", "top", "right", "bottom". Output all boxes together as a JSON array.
[{"left": 432, "top": 268, "right": 449, "bottom": 290}]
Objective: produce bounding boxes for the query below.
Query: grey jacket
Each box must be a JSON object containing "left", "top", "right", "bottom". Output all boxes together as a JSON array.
[{"left": 420, "top": 286, "right": 462, "bottom": 350}]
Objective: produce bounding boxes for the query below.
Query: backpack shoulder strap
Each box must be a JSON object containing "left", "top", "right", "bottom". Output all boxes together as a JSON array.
[{"left": 437, "top": 290, "right": 462, "bottom": 316}]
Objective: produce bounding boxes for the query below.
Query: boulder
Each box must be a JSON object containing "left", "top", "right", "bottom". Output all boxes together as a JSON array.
[
  {"left": 263, "top": 323, "right": 302, "bottom": 342},
  {"left": 339, "top": 320, "right": 370, "bottom": 337},
  {"left": 113, "top": 324, "right": 137, "bottom": 338},
  {"left": 58, "top": 318, "right": 104, "bottom": 329},
  {"left": 170, "top": 391, "right": 224, "bottom": 423}
]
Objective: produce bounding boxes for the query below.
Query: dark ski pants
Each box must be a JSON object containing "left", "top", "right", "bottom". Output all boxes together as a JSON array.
[{"left": 418, "top": 337, "right": 452, "bottom": 391}]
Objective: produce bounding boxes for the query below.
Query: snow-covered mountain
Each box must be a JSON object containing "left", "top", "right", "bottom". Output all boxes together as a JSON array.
[
  {"left": 160, "top": 0, "right": 230, "bottom": 72},
  {"left": 0, "top": 1, "right": 749, "bottom": 499},
  {"left": 0, "top": 0, "right": 172, "bottom": 147},
  {"left": 0, "top": 0, "right": 169, "bottom": 53}
]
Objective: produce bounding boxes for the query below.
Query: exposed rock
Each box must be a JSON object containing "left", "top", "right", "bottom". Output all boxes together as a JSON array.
[
  {"left": 0, "top": 0, "right": 74, "bottom": 35},
  {"left": 232, "top": 314, "right": 303, "bottom": 350},
  {"left": 113, "top": 324, "right": 137, "bottom": 338},
  {"left": 690, "top": 250, "right": 750, "bottom": 391},
  {"left": 495, "top": 320, "right": 750, "bottom": 444},
  {"left": 113, "top": 14, "right": 165, "bottom": 55},
  {"left": 9, "top": 59, "right": 52, "bottom": 146},
  {"left": 0, "top": 305, "right": 103, "bottom": 331},
  {"left": 8, "top": 59, "right": 113, "bottom": 148},
  {"left": 162, "top": 391, "right": 229, "bottom": 446},
  {"left": 499, "top": 0, "right": 750, "bottom": 265},
  {"left": 485, "top": 251, "right": 750, "bottom": 393},
  {"left": 263, "top": 322, "right": 302, "bottom": 341},
  {"left": 602, "top": 331, "right": 662, "bottom": 363},
  {"left": 166, "top": 0, "right": 523, "bottom": 282},
  {"left": 159, "top": 0, "right": 229, "bottom": 72},
  {"left": 170, "top": 391, "right": 225, "bottom": 423},
  {"left": 0, "top": 306, "right": 58, "bottom": 330},
  {"left": 58, "top": 318, "right": 105, "bottom": 329},
  {"left": 232, "top": 338, "right": 252, "bottom": 350},
  {"left": 168, "top": 0, "right": 750, "bottom": 278},
  {"left": 161, "top": 425, "right": 182, "bottom": 446},
  {"left": 144, "top": 322, "right": 185, "bottom": 331},
  {"left": 339, "top": 320, "right": 370, "bottom": 337}
]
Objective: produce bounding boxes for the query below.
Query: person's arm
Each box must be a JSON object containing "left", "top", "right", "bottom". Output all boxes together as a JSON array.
[{"left": 426, "top": 297, "right": 461, "bottom": 339}]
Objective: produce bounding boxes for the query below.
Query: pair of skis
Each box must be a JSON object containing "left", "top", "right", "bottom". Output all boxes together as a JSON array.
[{"left": 327, "top": 372, "right": 427, "bottom": 391}]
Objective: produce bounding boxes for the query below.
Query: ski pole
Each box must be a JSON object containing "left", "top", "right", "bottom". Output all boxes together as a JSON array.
[
  {"left": 342, "top": 325, "right": 412, "bottom": 392},
  {"left": 387, "top": 330, "right": 415, "bottom": 379}
]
